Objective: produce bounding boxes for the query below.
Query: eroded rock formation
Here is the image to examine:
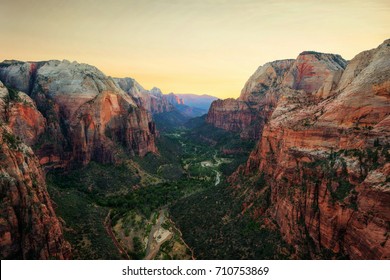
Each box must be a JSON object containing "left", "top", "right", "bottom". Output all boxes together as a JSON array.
[
  {"left": 229, "top": 39, "right": 390, "bottom": 259},
  {"left": 0, "top": 60, "right": 157, "bottom": 166},
  {"left": 0, "top": 83, "right": 70, "bottom": 259},
  {"left": 114, "top": 78, "right": 174, "bottom": 114}
]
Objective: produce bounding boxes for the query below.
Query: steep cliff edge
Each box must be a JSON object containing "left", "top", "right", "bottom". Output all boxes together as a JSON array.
[
  {"left": 165, "top": 92, "right": 184, "bottom": 106},
  {"left": 114, "top": 78, "right": 174, "bottom": 114},
  {"left": 231, "top": 40, "right": 390, "bottom": 259},
  {"left": 206, "top": 52, "right": 348, "bottom": 140},
  {"left": 0, "top": 83, "right": 70, "bottom": 259},
  {"left": 0, "top": 82, "right": 46, "bottom": 146},
  {"left": 0, "top": 60, "right": 157, "bottom": 166},
  {"left": 206, "top": 59, "right": 295, "bottom": 139}
]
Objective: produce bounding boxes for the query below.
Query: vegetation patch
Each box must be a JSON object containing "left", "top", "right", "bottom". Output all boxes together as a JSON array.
[
  {"left": 2, "top": 131, "right": 21, "bottom": 150},
  {"left": 47, "top": 180, "right": 120, "bottom": 259},
  {"left": 170, "top": 181, "right": 291, "bottom": 259}
]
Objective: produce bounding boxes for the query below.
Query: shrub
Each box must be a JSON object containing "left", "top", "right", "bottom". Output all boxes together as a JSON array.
[
  {"left": 3, "top": 131, "right": 20, "bottom": 150},
  {"left": 7, "top": 87, "right": 20, "bottom": 101}
]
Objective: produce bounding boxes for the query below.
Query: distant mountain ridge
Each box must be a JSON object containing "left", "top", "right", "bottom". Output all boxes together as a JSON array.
[
  {"left": 114, "top": 77, "right": 218, "bottom": 118},
  {"left": 175, "top": 93, "right": 218, "bottom": 111}
]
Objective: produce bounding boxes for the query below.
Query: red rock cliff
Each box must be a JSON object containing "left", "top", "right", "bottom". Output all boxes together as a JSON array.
[
  {"left": 0, "top": 82, "right": 46, "bottom": 146},
  {"left": 206, "top": 59, "right": 295, "bottom": 139},
  {"left": 0, "top": 60, "right": 157, "bottom": 167},
  {"left": 0, "top": 83, "right": 70, "bottom": 259},
  {"left": 232, "top": 40, "right": 390, "bottom": 259},
  {"left": 0, "top": 126, "right": 71, "bottom": 259}
]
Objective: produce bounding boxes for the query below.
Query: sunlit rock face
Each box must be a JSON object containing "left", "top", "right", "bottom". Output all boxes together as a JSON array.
[
  {"left": 229, "top": 39, "right": 390, "bottom": 259},
  {"left": 0, "top": 81, "right": 46, "bottom": 146},
  {"left": 206, "top": 49, "right": 349, "bottom": 140},
  {"left": 165, "top": 93, "right": 184, "bottom": 106},
  {"left": 114, "top": 78, "right": 175, "bottom": 114},
  {"left": 206, "top": 59, "right": 295, "bottom": 139},
  {"left": 0, "top": 60, "right": 158, "bottom": 166}
]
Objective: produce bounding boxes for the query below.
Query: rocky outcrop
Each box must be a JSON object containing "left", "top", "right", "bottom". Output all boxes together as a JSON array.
[
  {"left": 207, "top": 53, "right": 348, "bottom": 140},
  {"left": 0, "top": 60, "right": 39, "bottom": 94},
  {"left": 148, "top": 87, "right": 175, "bottom": 114},
  {"left": 0, "top": 123, "right": 70, "bottom": 259},
  {"left": 70, "top": 91, "right": 157, "bottom": 164},
  {"left": 114, "top": 78, "right": 174, "bottom": 115},
  {"left": 115, "top": 78, "right": 216, "bottom": 119},
  {"left": 0, "top": 82, "right": 70, "bottom": 259},
  {"left": 238, "top": 59, "right": 295, "bottom": 103},
  {"left": 165, "top": 92, "right": 213, "bottom": 118},
  {"left": 166, "top": 93, "right": 184, "bottom": 105},
  {"left": 0, "top": 60, "right": 157, "bottom": 166},
  {"left": 206, "top": 98, "right": 259, "bottom": 138},
  {"left": 206, "top": 60, "right": 296, "bottom": 139},
  {"left": 282, "top": 52, "right": 346, "bottom": 95},
  {"left": 0, "top": 82, "right": 46, "bottom": 146},
  {"left": 230, "top": 39, "right": 390, "bottom": 259}
]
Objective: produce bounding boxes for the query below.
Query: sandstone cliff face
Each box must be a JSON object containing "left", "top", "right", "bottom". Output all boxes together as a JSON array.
[
  {"left": 0, "top": 60, "right": 157, "bottom": 166},
  {"left": 0, "top": 82, "right": 46, "bottom": 146},
  {"left": 164, "top": 92, "right": 211, "bottom": 118},
  {"left": 0, "top": 60, "right": 39, "bottom": 94},
  {"left": 70, "top": 91, "right": 157, "bottom": 164},
  {"left": 238, "top": 59, "right": 295, "bottom": 103},
  {"left": 206, "top": 60, "right": 295, "bottom": 139},
  {"left": 0, "top": 126, "right": 71, "bottom": 259},
  {"left": 166, "top": 92, "right": 184, "bottom": 105},
  {"left": 0, "top": 85, "right": 70, "bottom": 259},
  {"left": 282, "top": 52, "right": 346, "bottom": 95},
  {"left": 114, "top": 78, "right": 174, "bottom": 114},
  {"left": 232, "top": 39, "right": 390, "bottom": 259},
  {"left": 206, "top": 98, "right": 257, "bottom": 138},
  {"left": 148, "top": 87, "right": 175, "bottom": 114},
  {"left": 207, "top": 53, "right": 348, "bottom": 140}
]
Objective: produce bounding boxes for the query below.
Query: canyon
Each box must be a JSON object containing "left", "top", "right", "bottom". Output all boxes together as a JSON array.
[
  {"left": 0, "top": 60, "right": 217, "bottom": 259},
  {"left": 0, "top": 40, "right": 389, "bottom": 260}
]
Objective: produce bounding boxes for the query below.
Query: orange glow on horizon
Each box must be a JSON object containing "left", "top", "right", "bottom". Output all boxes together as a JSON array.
[{"left": 1, "top": 0, "right": 389, "bottom": 99}]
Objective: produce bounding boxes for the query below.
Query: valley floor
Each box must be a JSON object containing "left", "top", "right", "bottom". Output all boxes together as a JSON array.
[{"left": 47, "top": 126, "right": 290, "bottom": 260}]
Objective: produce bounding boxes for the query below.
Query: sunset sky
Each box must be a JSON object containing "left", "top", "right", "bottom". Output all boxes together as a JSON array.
[{"left": 1, "top": 0, "right": 389, "bottom": 98}]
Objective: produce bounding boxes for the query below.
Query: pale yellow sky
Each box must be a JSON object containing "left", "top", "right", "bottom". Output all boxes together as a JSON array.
[{"left": 1, "top": 0, "right": 389, "bottom": 98}]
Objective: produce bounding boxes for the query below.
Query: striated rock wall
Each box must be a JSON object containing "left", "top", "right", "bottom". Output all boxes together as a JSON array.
[
  {"left": 0, "top": 93, "right": 70, "bottom": 259},
  {"left": 0, "top": 82, "right": 46, "bottom": 146},
  {"left": 114, "top": 78, "right": 174, "bottom": 114},
  {"left": 165, "top": 92, "right": 184, "bottom": 105},
  {"left": 206, "top": 53, "right": 348, "bottom": 140},
  {"left": 206, "top": 98, "right": 259, "bottom": 138},
  {"left": 148, "top": 88, "right": 175, "bottom": 114},
  {"left": 70, "top": 91, "right": 157, "bottom": 164},
  {"left": 231, "top": 39, "right": 390, "bottom": 259},
  {"left": 0, "top": 60, "right": 157, "bottom": 167},
  {"left": 206, "top": 60, "right": 295, "bottom": 139}
]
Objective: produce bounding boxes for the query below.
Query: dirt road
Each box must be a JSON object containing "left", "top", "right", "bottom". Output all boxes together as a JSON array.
[{"left": 104, "top": 210, "right": 130, "bottom": 260}]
